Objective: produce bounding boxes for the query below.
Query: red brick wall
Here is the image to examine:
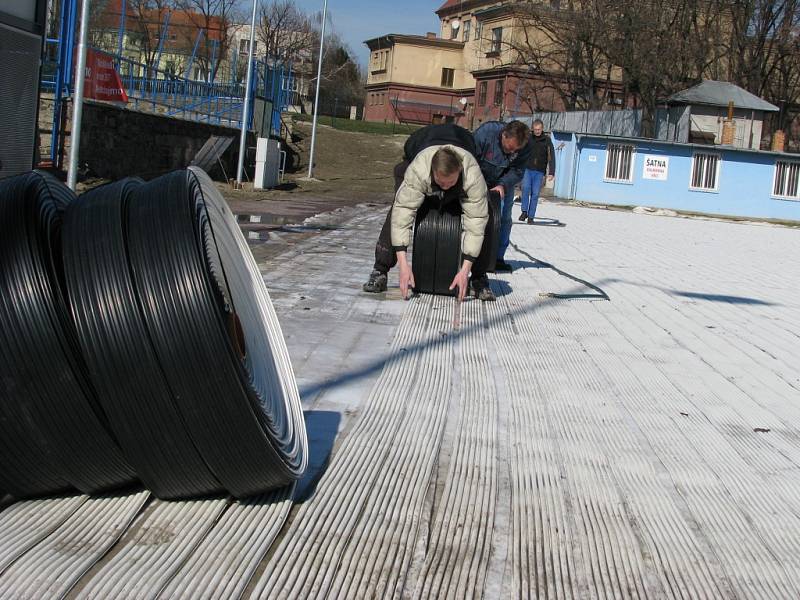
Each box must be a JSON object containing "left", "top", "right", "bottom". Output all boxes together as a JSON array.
[{"left": 364, "top": 85, "right": 472, "bottom": 126}]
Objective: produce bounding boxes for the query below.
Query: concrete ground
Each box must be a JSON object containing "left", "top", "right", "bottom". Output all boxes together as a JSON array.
[
  {"left": 2, "top": 195, "right": 799, "bottom": 598},
  {"left": 247, "top": 198, "right": 800, "bottom": 598}
]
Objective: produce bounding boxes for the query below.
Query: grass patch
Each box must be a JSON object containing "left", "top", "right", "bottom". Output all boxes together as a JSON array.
[{"left": 290, "top": 113, "right": 420, "bottom": 135}]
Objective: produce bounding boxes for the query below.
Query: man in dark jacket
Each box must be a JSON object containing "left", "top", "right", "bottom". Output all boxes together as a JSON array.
[
  {"left": 519, "top": 119, "right": 555, "bottom": 224},
  {"left": 473, "top": 120, "right": 532, "bottom": 274}
]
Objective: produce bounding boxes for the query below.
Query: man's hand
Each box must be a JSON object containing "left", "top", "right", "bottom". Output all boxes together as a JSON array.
[
  {"left": 396, "top": 251, "right": 415, "bottom": 300},
  {"left": 448, "top": 260, "right": 472, "bottom": 302},
  {"left": 490, "top": 184, "right": 505, "bottom": 199},
  {"left": 547, "top": 174, "right": 554, "bottom": 182}
]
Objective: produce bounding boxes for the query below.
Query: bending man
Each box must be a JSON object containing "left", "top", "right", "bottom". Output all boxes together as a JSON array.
[
  {"left": 363, "top": 136, "right": 490, "bottom": 301},
  {"left": 473, "top": 120, "right": 531, "bottom": 272}
]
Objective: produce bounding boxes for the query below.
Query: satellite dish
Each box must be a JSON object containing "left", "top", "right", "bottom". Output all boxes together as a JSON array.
[
  {"left": 451, "top": 18, "right": 460, "bottom": 29},
  {"left": 459, "top": 97, "right": 468, "bottom": 105}
]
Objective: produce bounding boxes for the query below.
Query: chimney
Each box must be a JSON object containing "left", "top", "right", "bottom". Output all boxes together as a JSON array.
[
  {"left": 721, "top": 100, "right": 736, "bottom": 145},
  {"left": 426, "top": 32, "right": 437, "bottom": 39}
]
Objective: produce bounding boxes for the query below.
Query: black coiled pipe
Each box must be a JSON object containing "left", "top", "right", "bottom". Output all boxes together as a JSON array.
[
  {"left": 0, "top": 172, "right": 136, "bottom": 498},
  {"left": 483, "top": 190, "right": 502, "bottom": 270},
  {"left": 412, "top": 191, "right": 503, "bottom": 296},
  {"left": 62, "top": 179, "right": 223, "bottom": 499},
  {"left": 411, "top": 205, "right": 465, "bottom": 296},
  {"left": 121, "top": 168, "right": 307, "bottom": 498}
]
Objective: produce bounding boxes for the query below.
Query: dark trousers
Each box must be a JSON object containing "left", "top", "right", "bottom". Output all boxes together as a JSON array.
[{"left": 372, "top": 161, "right": 492, "bottom": 279}]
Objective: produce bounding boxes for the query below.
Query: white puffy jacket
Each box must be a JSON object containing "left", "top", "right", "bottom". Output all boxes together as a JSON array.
[{"left": 390, "top": 144, "right": 488, "bottom": 260}]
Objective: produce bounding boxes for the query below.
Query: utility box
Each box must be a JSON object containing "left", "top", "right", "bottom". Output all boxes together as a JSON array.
[
  {"left": 0, "top": 0, "right": 47, "bottom": 178},
  {"left": 254, "top": 138, "right": 281, "bottom": 189}
]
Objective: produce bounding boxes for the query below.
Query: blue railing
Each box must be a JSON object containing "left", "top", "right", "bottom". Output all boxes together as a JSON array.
[{"left": 41, "top": 3, "right": 294, "bottom": 165}]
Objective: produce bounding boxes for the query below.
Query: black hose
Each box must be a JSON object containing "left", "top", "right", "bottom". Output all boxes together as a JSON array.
[
  {"left": 411, "top": 204, "right": 438, "bottom": 294},
  {"left": 123, "top": 169, "right": 307, "bottom": 498},
  {"left": 62, "top": 179, "right": 223, "bottom": 499},
  {"left": 483, "top": 190, "right": 502, "bottom": 272},
  {"left": 0, "top": 172, "right": 136, "bottom": 498},
  {"left": 412, "top": 203, "right": 462, "bottom": 296}
]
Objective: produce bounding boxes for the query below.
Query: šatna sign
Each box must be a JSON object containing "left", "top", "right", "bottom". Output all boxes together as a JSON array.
[{"left": 642, "top": 155, "right": 669, "bottom": 180}]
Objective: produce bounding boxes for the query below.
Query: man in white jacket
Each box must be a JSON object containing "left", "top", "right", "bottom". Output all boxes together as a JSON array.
[{"left": 363, "top": 140, "right": 492, "bottom": 301}]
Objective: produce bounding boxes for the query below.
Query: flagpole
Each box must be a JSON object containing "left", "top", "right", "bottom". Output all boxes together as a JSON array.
[
  {"left": 67, "top": 0, "right": 91, "bottom": 190},
  {"left": 236, "top": 0, "right": 259, "bottom": 184},
  {"left": 306, "top": 0, "right": 328, "bottom": 178}
]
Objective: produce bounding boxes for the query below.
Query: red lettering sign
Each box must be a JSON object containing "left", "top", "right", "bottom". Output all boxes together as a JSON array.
[{"left": 83, "top": 49, "right": 129, "bottom": 103}]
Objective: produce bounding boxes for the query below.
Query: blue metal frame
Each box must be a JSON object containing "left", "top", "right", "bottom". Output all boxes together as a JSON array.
[
  {"left": 42, "top": 3, "right": 295, "bottom": 162},
  {"left": 184, "top": 29, "right": 204, "bottom": 79}
]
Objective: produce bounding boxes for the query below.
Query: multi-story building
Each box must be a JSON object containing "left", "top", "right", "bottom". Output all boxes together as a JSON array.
[{"left": 364, "top": 0, "right": 625, "bottom": 127}]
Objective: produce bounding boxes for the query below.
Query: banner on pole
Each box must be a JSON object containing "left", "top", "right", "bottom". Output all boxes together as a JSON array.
[{"left": 83, "top": 49, "right": 129, "bottom": 103}]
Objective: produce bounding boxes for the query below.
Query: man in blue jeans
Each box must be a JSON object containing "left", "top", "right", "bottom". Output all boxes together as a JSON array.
[
  {"left": 473, "top": 120, "right": 532, "bottom": 279},
  {"left": 519, "top": 119, "right": 555, "bottom": 224}
]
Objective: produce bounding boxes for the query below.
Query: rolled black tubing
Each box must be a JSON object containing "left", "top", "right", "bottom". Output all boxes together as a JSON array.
[
  {"left": 0, "top": 171, "right": 135, "bottom": 497},
  {"left": 125, "top": 169, "right": 306, "bottom": 497},
  {"left": 62, "top": 179, "right": 223, "bottom": 499}
]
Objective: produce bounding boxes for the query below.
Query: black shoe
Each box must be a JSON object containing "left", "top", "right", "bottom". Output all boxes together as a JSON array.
[
  {"left": 471, "top": 276, "right": 496, "bottom": 302},
  {"left": 495, "top": 259, "right": 513, "bottom": 273},
  {"left": 363, "top": 270, "right": 387, "bottom": 293},
  {"left": 518, "top": 211, "right": 528, "bottom": 222},
  {"left": 527, "top": 217, "right": 535, "bottom": 224}
]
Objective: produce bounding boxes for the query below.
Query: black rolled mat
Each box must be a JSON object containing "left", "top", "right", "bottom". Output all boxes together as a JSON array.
[
  {"left": 62, "top": 179, "right": 222, "bottom": 499},
  {"left": 412, "top": 191, "right": 503, "bottom": 296},
  {"left": 124, "top": 168, "right": 307, "bottom": 498},
  {"left": 412, "top": 205, "right": 462, "bottom": 296},
  {"left": 0, "top": 172, "right": 136, "bottom": 498},
  {"left": 483, "top": 190, "right": 502, "bottom": 272}
]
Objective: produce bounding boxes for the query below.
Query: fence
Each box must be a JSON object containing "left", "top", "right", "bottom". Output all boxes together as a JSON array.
[
  {"left": 654, "top": 106, "right": 691, "bottom": 143},
  {"left": 512, "top": 109, "right": 643, "bottom": 137},
  {"left": 40, "top": 0, "right": 293, "bottom": 166}
]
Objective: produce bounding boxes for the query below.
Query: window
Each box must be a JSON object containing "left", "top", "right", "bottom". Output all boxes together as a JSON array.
[
  {"left": 477, "top": 81, "right": 487, "bottom": 106},
  {"left": 689, "top": 152, "right": 720, "bottom": 191},
  {"left": 491, "top": 27, "right": 502, "bottom": 53},
  {"left": 493, "top": 80, "right": 504, "bottom": 106},
  {"left": 604, "top": 143, "right": 635, "bottom": 182},
  {"left": 475, "top": 21, "right": 482, "bottom": 41},
  {"left": 441, "top": 68, "right": 455, "bottom": 88},
  {"left": 371, "top": 50, "right": 388, "bottom": 72},
  {"left": 239, "top": 39, "right": 257, "bottom": 55},
  {"left": 773, "top": 160, "right": 800, "bottom": 199},
  {"left": 463, "top": 19, "right": 471, "bottom": 42}
]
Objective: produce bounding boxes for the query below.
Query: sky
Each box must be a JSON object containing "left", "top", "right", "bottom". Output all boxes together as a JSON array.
[{"left": 289, "top": 0, "right": 443, "bottom": 67}]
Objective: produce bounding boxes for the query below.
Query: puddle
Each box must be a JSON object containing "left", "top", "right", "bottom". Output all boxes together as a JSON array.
[{"left": 236, "top": 213, "right": 297, "bottom": 226}]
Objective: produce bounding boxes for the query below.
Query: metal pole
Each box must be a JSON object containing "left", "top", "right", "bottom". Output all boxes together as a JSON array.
[
  {"left": 307, "top": 0, "right": 328, "bottom": 178},
  {"left": 185, "top": 29, "right": 204, "bottom": 79},
  {"left": 116, "top": 0, "right": 126, "bottom": 58},
  {"left": 67, "top": 0, "right": 91, "bottom": 190},
  {"left": 236, "top": 0, "right": 259, "bottom": 184}
]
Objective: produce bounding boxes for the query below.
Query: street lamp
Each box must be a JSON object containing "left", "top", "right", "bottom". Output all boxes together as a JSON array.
[
  {"left": 67, "top": 0, "right": 92, "bottom": 190},
  {"left": 236, "top": 0, "right": 260, "bottom": 185},
  {"left": 306, "top": 0, "right": 328, "bottom": 179}
]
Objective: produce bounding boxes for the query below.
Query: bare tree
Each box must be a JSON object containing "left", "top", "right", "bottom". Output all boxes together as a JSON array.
[
  {"left": 723, "top": 0, "right": 800, "bottom": 132},
  {"left": 511, "top": 0, "right": 617, "bottom": 111},
  {"left": 177, "top": 0, "right": 239, "bottom": 81},
  {"left": 126, "top": 0, "right": 178, "bottom": 70},
  {"left": 602, "top": 0, "right": 730, "bottom": 132},
  {"left": 256, "top": 0, "right": 315, "bottom": 63},
  {"left": 507, "top": 0, "right": 736, "bottom": 130}
]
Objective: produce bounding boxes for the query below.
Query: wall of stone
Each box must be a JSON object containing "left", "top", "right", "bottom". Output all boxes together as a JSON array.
[{"left": 76, "top": 100, "right": 253, "bottom": 180}]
